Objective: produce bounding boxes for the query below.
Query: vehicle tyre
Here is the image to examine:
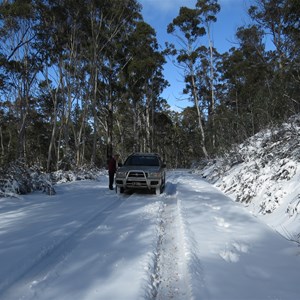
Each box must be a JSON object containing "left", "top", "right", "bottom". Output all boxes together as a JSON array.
[
  {"left": 162, "top": 175, "right": 166, "bottom": 188},
  {"left": 116, "top": 186, "right": 124, "bottom": 194},
  {"left": 155, "top": 186, "right": 162, "bottom": 195}
]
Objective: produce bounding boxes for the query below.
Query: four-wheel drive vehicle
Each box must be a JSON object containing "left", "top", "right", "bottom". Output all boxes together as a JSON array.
[{"left": 115, "top": 153, "right": 166, "bottom": 195}]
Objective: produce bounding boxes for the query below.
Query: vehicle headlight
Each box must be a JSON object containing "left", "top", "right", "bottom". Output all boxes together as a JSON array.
[
  {"left": 148, "top": 172, "right": 161, "bottom": 178},
  {"left": 116, "top": 171, "right": 127, "bottom": 178}
]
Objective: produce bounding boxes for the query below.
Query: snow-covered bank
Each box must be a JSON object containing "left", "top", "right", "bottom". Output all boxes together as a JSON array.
[
  {"left": 1, "top": 170, "right": 300, "bottom": 299},
  {"left": 197, "top": 115, "right": 300, "bottom": 243},
  {"left": 177, "top": 173, "right": 300, "bottom": 300}
]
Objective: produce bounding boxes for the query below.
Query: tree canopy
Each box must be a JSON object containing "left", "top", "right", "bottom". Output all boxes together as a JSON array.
[{"left": 0, "top": 0, "right": 299, "bottom": 171}]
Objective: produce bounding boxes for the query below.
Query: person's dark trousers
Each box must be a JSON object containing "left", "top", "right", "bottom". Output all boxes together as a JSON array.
[{"left": 109, "top": 171, "right": 115, "bottom": 190}]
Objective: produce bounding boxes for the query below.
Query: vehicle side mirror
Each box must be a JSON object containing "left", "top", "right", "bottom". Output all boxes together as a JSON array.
[{"left": 162, "top": 163, "right": 166, "bottom": 168}]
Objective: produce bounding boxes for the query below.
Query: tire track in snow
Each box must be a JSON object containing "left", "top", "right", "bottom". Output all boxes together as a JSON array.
[
  {"left": 150, "top": 180, "right": 192, "bottom": 300},
  {"left": 0, "top": 198, "right": 124, "bottom": 299}
]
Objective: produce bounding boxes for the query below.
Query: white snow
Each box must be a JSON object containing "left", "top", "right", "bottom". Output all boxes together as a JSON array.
[{"left": 1, "top": 170, "right": 300, "bottom": 300}]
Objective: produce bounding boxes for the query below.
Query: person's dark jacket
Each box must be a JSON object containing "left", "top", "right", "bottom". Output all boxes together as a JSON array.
[{"left": 108, "top": 157, "right": 117, "bottom": 174}]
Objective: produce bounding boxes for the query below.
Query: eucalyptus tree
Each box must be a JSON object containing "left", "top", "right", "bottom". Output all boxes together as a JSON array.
[
  {"left": 121, "top": 20, "right": 167, "bottom": 154},
  {"left": 195, "top": 0, "right": 220, "bottom": 149},
  {"left": 281, "top": 0, "right": 300, "bottom": 114},
  {"left": 0, "top": 0, "right": 41, "bottom": 163},
  {"left": 34, "top": 0, "right": 144, "bottom": 169},
  {"left": 249, "top": 0, "right": 288, "bottom": 70},
  {"left": 34, "top": 0, "right": 91, "bottom": 170},
  {"left": 248, "top": 0, "right": 300, "bottom": 119},
  {"left": 218, "top": 25, "right": 270, "bottom": 144},
  {"left": 152, "top": 108, "right": 173, "bottom": 159},
  {"left": 166, "top": 1, "right": 220, "bottom": 158},
  {"left": 82, "top": 0, "right": 143, "bottom": 161},
  {"left": 180, "top": 106, "right": 202, "bottom": 164},
  {"left": 283, "top": 0, "right": 300, "bottom": 54},
  {"left": 166, "top": 6, "right": 207, "bottom": 158}
]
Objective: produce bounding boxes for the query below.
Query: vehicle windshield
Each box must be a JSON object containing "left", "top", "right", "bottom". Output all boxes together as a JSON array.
[{"left": 124, "top": 156, "right": 160, "bottom": 166}]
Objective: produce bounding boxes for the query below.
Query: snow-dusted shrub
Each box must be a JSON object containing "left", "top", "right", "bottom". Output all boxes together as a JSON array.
[
  {"left": 286, "top": 196, "right": 300, "bottom": 218},
  {"left": 198, "top": 114, "right": 300, "bottom": 208},
  {"left": 51, "top": 165, "right": 105, "bottom": 184},
  {"left": 29, "top": 166, "right": 56, "bottom": 195},
  {"left": 0, "top": 178, "right": 20, "bottom": 198},
  {"left": 271, "top": 159, "right": 297, "bottom": 181},
  {"left": 0, "top": 160, "right": 34, "bottom": 196},
  {"left": 0, "top": 160, "right": 56, "bottom": 197}
]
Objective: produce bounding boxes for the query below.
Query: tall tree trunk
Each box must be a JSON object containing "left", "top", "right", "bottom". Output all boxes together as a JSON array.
[
  {"left": 145, "top": 94, "right": 151, "bottom": 153},
  {"left": 47, "top": 93, "right": 58, "bottom": 172},
  {"left": 46, "top": 63, "right": 62, "bottom": 172},
  {"left": 190, "top": 71, "right": 209, "bottom": 158},
  {"left": 91, "top": 67, "right": 98, "bottom": 164},
  {"left": 133, "top": 100, "right": 140, "bottom": 152},
  {"left": 107, "top": 100, "right": 113, "bottom": 158},
  {"left": 207, "top": 24, "right": 216, "bottom": 149},
  {"left": 17, "top": 94, "right": 27, "bottom": 160},
  {"left": 76, "top": 100, "right": 87, "bottom": 166},
  {"left": 0, "top": 126, "right": 4, "bottom": 165}
]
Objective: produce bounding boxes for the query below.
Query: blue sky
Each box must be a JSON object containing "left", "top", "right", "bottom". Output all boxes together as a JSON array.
[{"left": 139, "top": 0, "right": 253, "bottom": 110}]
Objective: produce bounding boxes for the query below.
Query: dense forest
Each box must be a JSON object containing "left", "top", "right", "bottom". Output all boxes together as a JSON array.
[{"left": 0, "top": 0, "right": 299, "bottom": 173}]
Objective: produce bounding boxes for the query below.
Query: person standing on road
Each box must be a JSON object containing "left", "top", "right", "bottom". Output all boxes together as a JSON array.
[{"left": 108, "top": 153, "right": 120, "bottom": 190}]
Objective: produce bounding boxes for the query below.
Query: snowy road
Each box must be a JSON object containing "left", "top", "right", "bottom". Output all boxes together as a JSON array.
[{"left": 0, "top": 170, "right": 300, "bottom": 299}]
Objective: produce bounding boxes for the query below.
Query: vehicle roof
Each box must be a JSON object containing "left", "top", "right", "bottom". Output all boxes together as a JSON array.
[{"left": 129, "top": 152, "right": 160, "bottom": 157}]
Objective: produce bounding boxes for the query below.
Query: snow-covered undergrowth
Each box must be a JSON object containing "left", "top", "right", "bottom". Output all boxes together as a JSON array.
[
  {"left": 197, "top": 114, "right": 300, "bottom": 243},
  {"left": 0, "top": 161, "right": 106, "bottom": 198}
]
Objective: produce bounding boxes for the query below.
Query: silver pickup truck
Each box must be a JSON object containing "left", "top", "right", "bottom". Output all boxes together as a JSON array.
[{"left": 115, "top": 153, "right": 166, "bottom": 195}]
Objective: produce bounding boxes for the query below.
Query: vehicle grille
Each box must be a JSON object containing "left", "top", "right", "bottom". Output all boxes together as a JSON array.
[
  {"left": 126, "top": 171, "right": 148, "bottom": 188},
  {"left": 126, "top": 181, "right": 147, "bottom": 187},
  {"left": 128, "top": 171, "right": 147, "bottom": 178}
]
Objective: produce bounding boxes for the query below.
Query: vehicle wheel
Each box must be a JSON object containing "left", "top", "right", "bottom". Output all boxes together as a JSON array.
[
  {"left": 155, "top": 186, "right": 162, "bottom": 195},
  {"left": 162, "top": 175, "right": 166, "bottom": 188},
  {"left": 116, "top": 186, "right": 124, "bottom": 194}
]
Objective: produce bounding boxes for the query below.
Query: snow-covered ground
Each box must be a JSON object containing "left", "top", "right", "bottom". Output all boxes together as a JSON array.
[
  {"left": 1, "top": 170, "right": 299, "bottom": 300},
  {"left": 198, "top": 115, "right": 300, "bottom": 246}
]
